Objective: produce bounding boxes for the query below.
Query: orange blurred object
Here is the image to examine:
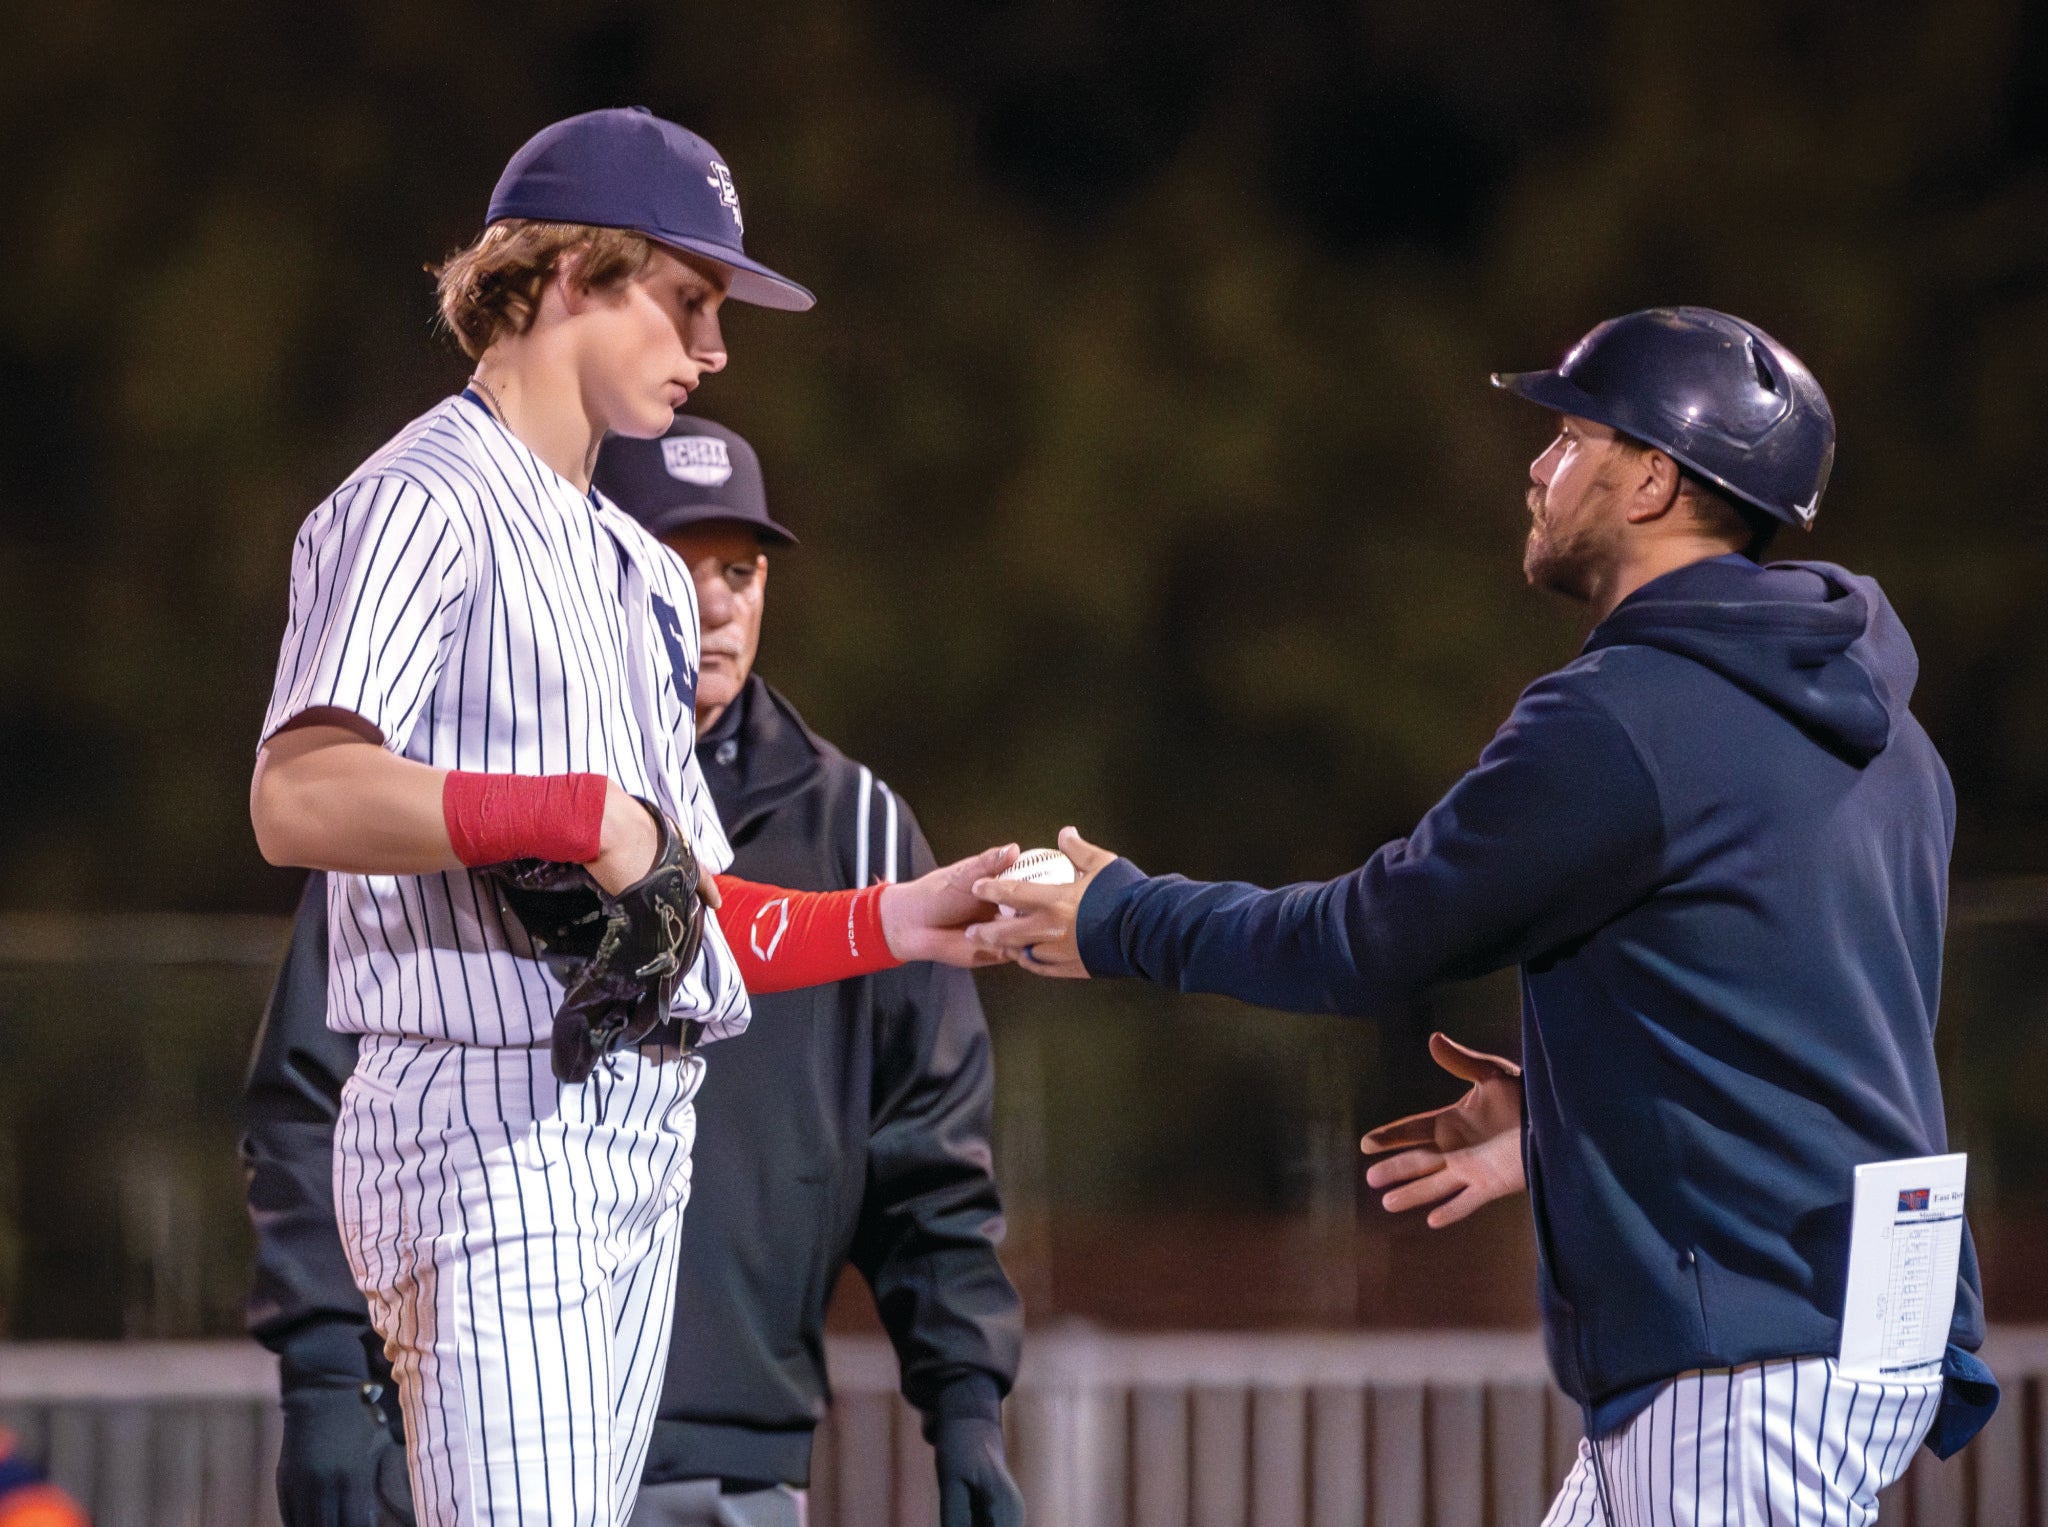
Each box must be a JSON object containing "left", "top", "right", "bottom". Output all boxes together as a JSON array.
[
  {"left": 0, "top": 1429, "right": 86, "bottom": 1527},
  {"left": 0, "top": 1485, "right": 89, "bottom": 1527}
]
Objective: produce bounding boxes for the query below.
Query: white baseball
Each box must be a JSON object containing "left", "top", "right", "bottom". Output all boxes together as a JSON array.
[{"left": 995, "top": 847, "right": 1077, "bottom": 916}]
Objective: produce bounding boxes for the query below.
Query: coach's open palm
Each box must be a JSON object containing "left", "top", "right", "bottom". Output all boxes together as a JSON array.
[{"left": 1360, "top": 1032, "right": 1526, "bottom": 1229}]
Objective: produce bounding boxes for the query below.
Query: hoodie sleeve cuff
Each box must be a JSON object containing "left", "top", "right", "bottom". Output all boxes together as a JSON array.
[{"left": 1075, "top": 856, "right": 1148, "bottom": 978}]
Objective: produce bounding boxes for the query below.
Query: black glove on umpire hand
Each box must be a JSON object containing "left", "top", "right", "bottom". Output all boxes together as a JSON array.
[
  {"left": 278, "top": 1383, "right": 415, "bottom": 1527},
  {"left": 933, "top": 1416, "right": 1025, "bottom": 1527}
]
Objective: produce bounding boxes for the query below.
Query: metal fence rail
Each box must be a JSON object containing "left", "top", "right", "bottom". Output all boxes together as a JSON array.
[
  {"left": 0, "top": 1344, "right": 281, "bottom": 1527},
  {"left": 2, "top": 1330, "right": 2042, "bottom": 1526}
]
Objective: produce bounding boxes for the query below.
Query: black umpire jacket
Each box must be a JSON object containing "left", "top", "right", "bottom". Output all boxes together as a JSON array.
[{"left": 241, "top": 674, "right": 1023, "bottom": 1488}]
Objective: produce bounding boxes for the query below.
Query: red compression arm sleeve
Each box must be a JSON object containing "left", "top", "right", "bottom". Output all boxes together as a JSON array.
[
  {"left": 443, "top": 771, "right": 608, "bottom": 867},
  {"left": 712, "top": 875, "right": 903, "bottom": 993}
]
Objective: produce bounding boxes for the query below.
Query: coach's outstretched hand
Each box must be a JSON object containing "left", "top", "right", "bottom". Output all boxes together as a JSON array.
[
  {"left": 965, "top": 827, "right": 1117, "bottom": 978},
  {"left": 880, "top": 844, "right": 1023, "bottom": 966},
  {"left": 1359, "top": 1033, "right": 1526, "bottom": 1229}
]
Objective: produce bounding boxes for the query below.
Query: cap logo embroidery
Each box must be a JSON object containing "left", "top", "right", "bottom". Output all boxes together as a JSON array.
[
  {"left": 662, "top": 436, "right": 734, "bottom": 487},
  {"left": 706, "top": 161, "right": 743, "bottom": 234}
]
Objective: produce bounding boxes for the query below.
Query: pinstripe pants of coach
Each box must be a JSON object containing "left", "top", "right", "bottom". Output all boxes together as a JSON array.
[
  {"left": 336, "top": 1035, "right": 705, "bottom": 1527},
  {"left": 1543, "top": 1356, "right": 1943, "bottom": 1526}
]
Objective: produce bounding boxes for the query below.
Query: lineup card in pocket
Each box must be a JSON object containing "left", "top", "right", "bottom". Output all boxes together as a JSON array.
[{"left": 1837, "top": 1152, "right": 1967, "bottom": 1382}]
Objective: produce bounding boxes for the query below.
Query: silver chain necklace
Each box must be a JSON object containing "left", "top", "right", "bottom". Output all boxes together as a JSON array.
[{"left": 468, "top": 373, "right": 509, "bottom": 423}]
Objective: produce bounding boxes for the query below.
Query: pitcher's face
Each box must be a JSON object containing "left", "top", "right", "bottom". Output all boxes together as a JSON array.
[{"left": 581, "top": 247, "right": 732, "bottom": 439}]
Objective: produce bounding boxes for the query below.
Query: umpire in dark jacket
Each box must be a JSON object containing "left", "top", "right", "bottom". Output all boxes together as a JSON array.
[{"left": 241, "top": 416, "right": 1025, "bottom": 1527}]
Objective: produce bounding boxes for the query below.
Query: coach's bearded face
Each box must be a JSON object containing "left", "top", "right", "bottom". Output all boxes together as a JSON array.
[{"left": 1523, "top": 415, "right": 1633, "bottom": 604}]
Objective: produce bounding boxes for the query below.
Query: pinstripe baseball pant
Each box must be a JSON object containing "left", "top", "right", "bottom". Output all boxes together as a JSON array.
[
  {"left": 1543, "top": 1357, "right": 1943, "bottom": 1526},
  {"left": 336, "top": 1034, "right": 705, "bottom": 1526}
]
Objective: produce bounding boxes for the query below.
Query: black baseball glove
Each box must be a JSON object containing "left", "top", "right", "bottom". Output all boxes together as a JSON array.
[{"left": 491, "top": 798, "right": 707, "bottom": 1084}]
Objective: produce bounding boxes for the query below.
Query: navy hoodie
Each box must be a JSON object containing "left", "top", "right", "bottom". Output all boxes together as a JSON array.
[{"left": 1078, "top": 555, "right": 1990, "bottom": 1443}]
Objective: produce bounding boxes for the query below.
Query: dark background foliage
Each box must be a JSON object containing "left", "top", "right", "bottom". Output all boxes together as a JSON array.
[{"left": 2, "top": 0, "right": 2045, "bottom": 1336}]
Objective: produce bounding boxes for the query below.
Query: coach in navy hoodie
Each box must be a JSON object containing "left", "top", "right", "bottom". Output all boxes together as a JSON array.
[{"left": 973, "top": 312, "right": 1994, "bottom": 1507}]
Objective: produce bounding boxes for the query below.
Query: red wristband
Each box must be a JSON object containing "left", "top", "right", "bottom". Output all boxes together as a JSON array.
[
  {"left": 712, "top": 876, "right": 902, "bottom": 993},
  {"left": 443, "top": 771, "right": 608, "bottom": 867}
]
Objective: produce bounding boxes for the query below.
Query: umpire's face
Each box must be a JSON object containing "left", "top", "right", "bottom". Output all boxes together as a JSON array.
[{"left": 663, "top": 523, "right": 768, "bottom": 734}]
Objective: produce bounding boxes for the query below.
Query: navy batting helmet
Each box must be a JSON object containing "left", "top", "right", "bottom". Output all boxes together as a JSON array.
[{"left": 1491, "top": 307, "right": 1835, "bottom": 529}]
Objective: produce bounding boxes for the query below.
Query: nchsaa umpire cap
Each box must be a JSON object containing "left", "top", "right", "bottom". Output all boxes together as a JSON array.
[{"left": 594, "top": 417, "right": 797, "bottom": 545}]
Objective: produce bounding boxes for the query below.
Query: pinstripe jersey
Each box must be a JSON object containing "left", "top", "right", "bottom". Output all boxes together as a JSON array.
[{"left": 262, "top": 393, "right": 751, "bottom": 1048}]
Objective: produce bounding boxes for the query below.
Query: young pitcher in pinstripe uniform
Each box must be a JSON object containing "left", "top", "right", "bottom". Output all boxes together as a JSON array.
[{"left": 248, "top": 110, "right": 1016, "bottom": 1527}]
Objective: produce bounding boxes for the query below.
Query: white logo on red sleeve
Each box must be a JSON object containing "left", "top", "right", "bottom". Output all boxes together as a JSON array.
[{"left": 750, "top": 897, "right": 791, "bottom": 961}]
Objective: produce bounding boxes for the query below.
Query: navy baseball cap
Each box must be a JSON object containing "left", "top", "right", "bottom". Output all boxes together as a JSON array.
[
  {"left": 595, "top": 416, "right": 798, "bottom": 545},
  {"left": 487, "top": 107, "right": 815, "bottom": 312}
]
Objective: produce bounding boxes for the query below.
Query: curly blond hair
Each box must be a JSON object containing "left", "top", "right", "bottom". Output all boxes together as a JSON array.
[{"left": 430, "top": 221, "right": 660, "bottom": 360}]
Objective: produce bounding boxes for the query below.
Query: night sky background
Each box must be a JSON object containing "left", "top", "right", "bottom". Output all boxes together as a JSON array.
[{"left": 3, "top": 0, "right": 2046, "bottom": 1337}]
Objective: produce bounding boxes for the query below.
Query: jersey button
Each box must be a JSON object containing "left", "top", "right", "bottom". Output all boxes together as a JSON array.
[{"left": 715, "top": 740, "right": 739, "bottom": 766}]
